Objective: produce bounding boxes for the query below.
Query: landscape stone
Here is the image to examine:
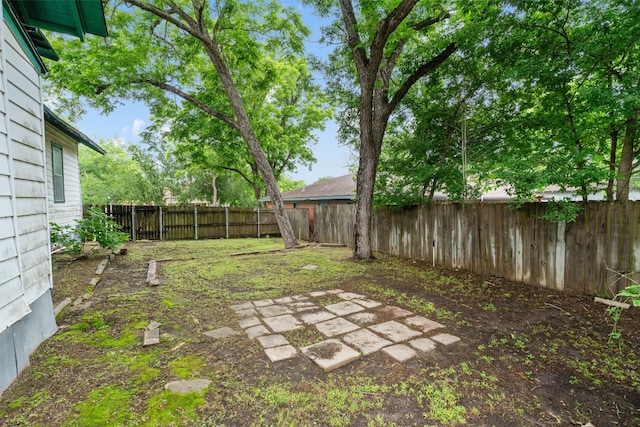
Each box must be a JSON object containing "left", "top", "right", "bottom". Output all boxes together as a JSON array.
[
  {"left": 308, "top": 291, "right": 327, "bottom": 297},
  {"left": 257, "top": 305, "right": 292, "bottom": 317},
  {"left": 342, "top": 328, "right": 392, "bottom": 355},
  {"left": 292, "top": 295, "right": 310, "bottom": 301},
  {"left": 351, "top": 298, "right": 382, "bottom": 308},
  {"left": 325, "top": 301, "right": 365, "bottom": 316},
  {"left": 165, "top": 379, "right": 211, "bottom": 394},
  {"left": 237, "top": 316, "right": 261, "bottom": 329},
  {"left": 230, "top": 302, "right": 254, "bottom": 311},
  {"left": 299, "top": 310, "right": 336, "bottom": 324},
  {"left": 257, "top": 334, "right": 291, "bottom": 349},
  {"left": 245, "top": 324, "right": 271, "bottom": 339},
  {"left": 431, "top": 333, "right": 461, "bottom": 346},
  {"left": 235, "top": 308, "right": 257, "bottom": 318},
  {"left": 262, "top": 314, "right": 302, "bottom": 333},
  {"left": 402, "top": 316, "right": 444, "bottom": 333},
  {"left": 382, "top": 344, "right": 417, "bottom": 362},
  {"left": 409, "top": 338, "right": 437, "bottom": 352},
  {"left": 143, "top": 328, "right": 160, "bottom": 346},
  {"left": 253, "top": 299, "right": 274, "bottom": 307},
  {"left": 325, "top": 289, "right": 345, "bottom": 294},
  {"left": 265, "top": 345, "right": 298, "bottom": 362},
  {"left": 203, "top": 327, "right": 241, "bottom": 339},
  {"left": 337, "top": 292, "right": 366, "bottom": 300},
  {"left": 378, "top": 305, "right": 413, "bottom": 318},
  {"left": 146, "top": 321, "right": 162, "bottom": 330},
  {"left": 369, "top": 321, "right": 422, "bottom": 342},
  {"left": 315, "top": 317, "right": 360, "bottom": 337},
  {"left": 301, "top": 339, "right": 361, "bottom": 372},
  {"left": 301, "top": 264, "right": 318, "bottom": 270},
  {"left": 348, "top": 312, "right": 378, "bottom": 324},
  {"left": 288, "top": 301, "right": 317, "bottom": 310}
]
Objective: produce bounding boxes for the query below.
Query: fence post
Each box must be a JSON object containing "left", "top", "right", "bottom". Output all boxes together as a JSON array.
[
  {"left": 131, "top": 206, "right": 136, "bottom": 242},
  {"left": 194, "top": 206, "right": 198, "bottom": 240},
  {"left": 225, "top": 206, "right": 229, "bottom": 239},
  {"left": 257, "top": 208, "right": 261, "bottom": 238},
  {"left": 159, "top": 206, "right": 163, "bottom": 241}
]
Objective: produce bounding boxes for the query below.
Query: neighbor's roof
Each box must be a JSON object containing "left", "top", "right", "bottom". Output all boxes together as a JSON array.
[
  {"left": 4, "top": 0, "right": 107, "bottom": 72},
  {"left": 272, "top": 174, "right": 357, "bottom": 202},
  {"left": 44, "top": 106, "right": 105, "bottom": 155}
]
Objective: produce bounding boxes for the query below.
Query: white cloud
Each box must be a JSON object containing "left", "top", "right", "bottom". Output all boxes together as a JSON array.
[{"left": 132, "top": 118, "right": 145, "bottom": 137}]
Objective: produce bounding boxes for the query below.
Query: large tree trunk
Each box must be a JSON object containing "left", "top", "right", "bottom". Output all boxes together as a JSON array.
[
  {"left": 203, "top": 34, "right": 297, "bottom": 248},
  {"left": 616, "top": 110, "right": 639, "bottom": 202}
]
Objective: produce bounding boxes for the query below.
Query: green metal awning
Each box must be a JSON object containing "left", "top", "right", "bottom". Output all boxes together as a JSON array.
[{"left": 9, "top": 0, "right": 108, "bottom": 42}]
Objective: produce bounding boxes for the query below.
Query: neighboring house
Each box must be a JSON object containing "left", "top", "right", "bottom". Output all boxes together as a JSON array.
[
  {"left": 44, "top": 106, "right": 105, "bottom": 228},
  {"left": 263, "top": 174, "right": 356, "bottom": 230},
  {"left": 0, "top": 0, "right": 106, "bottom": 395}
]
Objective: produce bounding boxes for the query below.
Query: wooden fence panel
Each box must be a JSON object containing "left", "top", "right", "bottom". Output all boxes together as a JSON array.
[
  {"left": 98, "top": 205, "right": 308, "bottom": 242},
  {"left": 314, "top": 202, "right": 640, "bottom": 296}
]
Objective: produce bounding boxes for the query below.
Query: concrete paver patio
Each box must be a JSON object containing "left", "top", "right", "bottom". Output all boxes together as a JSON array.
[{"left": 228, "top": 289, "right": 460, "bottom": 372}]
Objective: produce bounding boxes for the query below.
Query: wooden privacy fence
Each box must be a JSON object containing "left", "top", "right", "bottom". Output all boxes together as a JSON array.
[
  {"left": 314, "top": 202, "right": 640, "bottom": 296},
  {"left": 99, "top": 205, "right": 309, "bottom": 242}
]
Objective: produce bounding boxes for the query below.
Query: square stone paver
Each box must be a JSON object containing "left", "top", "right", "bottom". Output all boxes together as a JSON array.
[
  {"left": 235, "top": 308, "right": 257, "bottom": 318},
  {"left": 409, "top": 337, "right": 437, "bottom": 352},
  {"left": 257, "top": 305, "right": 292, "bottom": 317},
  {"left": 315, "top": 317, "right": 360, "bottom": 337},
  {"left": 338, "top": 292, "right": 366, "bottom": 300},
  {"left": 351, "top": 298, "right": 382, "bottom": 308},
  {"left": 253, "top": 299, "right": 274, "bottom": 307},
  {"left": 309, "top": 291, "right": 327, "bottom": 297},
  {"left": 274, "top": 296, "right": 294, "bottom": 304},
  {"left": 230, "top": 302, "right": 254, "bottom": 311},
  {"left": 382, "top": 344, "right": 417, "bottom": 362},
  {"left": 237, "top": 316, "right": 261, "bottom": 329},
  {"left": 264, "top": 345, "right": 298, "bottom": 362},
  {"left": 342, "top": 328, "right": 392, "bottom": 355},
  {"left": 378, "top": 305, "right": 413, "bottom": 318},
  {"left": 289, "top": 302, "right": 318, "bottom": 311},
  {"left": 402, "top": 316, "right": 444, "bottom": 333},
  {"left": 245, "top": 324, "right": 271, "bottom": 339},
  {"left": 263, "top": 314, "right": 302, "bottom": 333},
  {"left": 301, "top": 339, "right": 361, "bottom": 372},
  {"left": 203, "top": 327, "right": 241, "bottom": 339},
  {"left": 257, "top": 334, "right": 291, "bottom": 349},
  {"left": 348, "top": 312, "right": 378, "bottom": 324},
  {"left": 325, "top": 301, "right": 365, "bottom": 316},
  {"left": 299, "top": 310, "right": 336, "bottom": 325},
  {"left": 369, "top": 321, "right": 422, "bottom": 342},
  {"left": 431, "top": 333, "right": 460, "bottom": 345},
  {"left": 325, "top": 289, "right": 344, "bottom": 294}
]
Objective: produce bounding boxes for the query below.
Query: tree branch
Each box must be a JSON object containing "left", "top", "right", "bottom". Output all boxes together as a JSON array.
[
  {"left": 96, "top": 79, "right": 238, "bottom": 130},
  {"left": 338, "top": 0, "right": 368, "bottom": 69},
  {"left": 125, "top": 0, "right": 203, "bottom": 40},
  {"left": 389, "top": 41, "right": 457, "bottom": 112}
]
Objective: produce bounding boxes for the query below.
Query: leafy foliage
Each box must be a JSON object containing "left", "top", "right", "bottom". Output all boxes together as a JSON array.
[{"left": 50, "top": 208, "right": 129, "bottom": 258}]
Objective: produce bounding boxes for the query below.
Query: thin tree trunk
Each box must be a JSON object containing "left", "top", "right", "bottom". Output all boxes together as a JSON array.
[
  {"left": 606, "top": 129, "right": 618, "bottom": 202},
  {"left": 616, "top": 110, "right": 639, "bottom": 202}
]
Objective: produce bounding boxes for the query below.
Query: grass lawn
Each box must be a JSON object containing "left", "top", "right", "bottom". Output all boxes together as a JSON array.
[{"left": 1, "top": 238, "right": 638, "bottom": 426}]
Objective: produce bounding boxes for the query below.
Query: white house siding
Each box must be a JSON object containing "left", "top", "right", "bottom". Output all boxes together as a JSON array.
[
  {"left": 0, "top": 15, "right": 56, "bottom": 396},
  {"left": 45, "top": 124, "right": 83, "bottom": 228}
]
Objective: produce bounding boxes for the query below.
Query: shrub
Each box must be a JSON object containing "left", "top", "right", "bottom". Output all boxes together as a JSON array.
[{"left": 50, "top": 208, "right": 129, "bottom": 258}]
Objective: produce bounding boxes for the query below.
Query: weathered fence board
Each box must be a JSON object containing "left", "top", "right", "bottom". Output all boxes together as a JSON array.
[
  {"left": 99, "top": 206, "right": 309, "bottom": 242},
  {"left": 314, "top": 202, "right": 640, "bottom": 296}
]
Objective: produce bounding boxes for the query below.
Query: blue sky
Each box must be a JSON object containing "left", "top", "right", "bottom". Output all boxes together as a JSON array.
[{"left": 75, "top": 2, "right": 352, "bottom": 185}]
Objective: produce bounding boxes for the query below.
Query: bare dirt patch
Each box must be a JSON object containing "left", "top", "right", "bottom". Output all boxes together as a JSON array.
[{"left": 1, "top": 239, "right": 639, "bottom": 426}]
